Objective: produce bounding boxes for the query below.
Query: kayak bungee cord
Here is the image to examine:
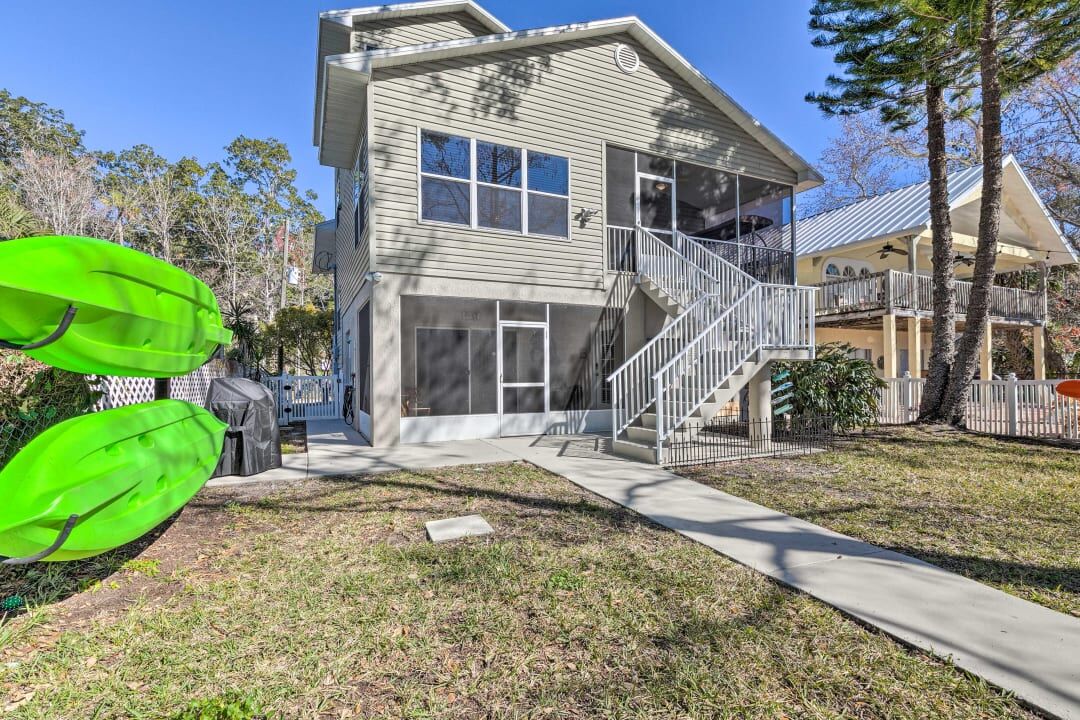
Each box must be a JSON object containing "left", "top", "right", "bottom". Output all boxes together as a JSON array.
[{"left": 0, "top": 305, "right": 77, "bottom": 351}]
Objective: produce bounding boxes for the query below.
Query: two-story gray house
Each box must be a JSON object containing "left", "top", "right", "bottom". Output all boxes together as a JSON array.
[{"left": 311, "top": 0, "right": 822, "bottom": 464}]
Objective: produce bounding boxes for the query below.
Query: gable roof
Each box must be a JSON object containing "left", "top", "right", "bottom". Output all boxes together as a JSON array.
[
  {"left": 796, "top": 155, "right": 1075, "bottom": 264},
  {"left": 314, "top": 4, "right": 823, "bottom": 189}
]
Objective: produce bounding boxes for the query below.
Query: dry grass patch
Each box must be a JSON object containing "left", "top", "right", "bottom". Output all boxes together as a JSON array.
[
  {"left": 1, "top": 461, "right": 1038, "bottom": 718},
  {"left": 681, "top": 425, "right": 1080, "bottom": 617}
]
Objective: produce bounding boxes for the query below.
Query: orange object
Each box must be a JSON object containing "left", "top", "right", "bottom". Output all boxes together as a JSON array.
[{"left": 1055, "top": 379, "right": 1080, "bottom": 400}]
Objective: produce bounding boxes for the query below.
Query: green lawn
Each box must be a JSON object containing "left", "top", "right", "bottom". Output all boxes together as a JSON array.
[
  {"left": 681, "top": 426, "right": 1080, "bottom": 617},
  {"left": 1, "top": 462, "right": 1037, "bottom": 719}
]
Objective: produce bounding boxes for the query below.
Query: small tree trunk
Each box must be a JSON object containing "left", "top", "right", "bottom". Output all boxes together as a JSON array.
[
  {"left": 918, "top": 80, "right": 957, "bottom": 421},
  {"left": 940, "top": 0, "right": 1005, "bottom": 424}
]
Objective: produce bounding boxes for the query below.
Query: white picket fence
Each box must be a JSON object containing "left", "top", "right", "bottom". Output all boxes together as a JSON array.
[
  {"left": 93, "top": 360, "right": 228, "bottom": 411},
  {"left": 878, "top": 374, "right": 1080, "bottom": 441},
  {"left": 264, "top": 374, "right": 342, "bottom": 425}
]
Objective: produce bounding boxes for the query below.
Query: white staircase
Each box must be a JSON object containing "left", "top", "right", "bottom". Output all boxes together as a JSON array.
[{"left": 607, "top": 227, "right": 816, "bottom": 464}]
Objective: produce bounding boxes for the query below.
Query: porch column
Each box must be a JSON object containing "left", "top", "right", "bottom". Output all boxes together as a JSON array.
[
  {"left": 748, "top": 362, "right": 773, "bottom": 446},
  {"left": 979, "top": 319, "right": 994, "bottom": 380},
  {"left": 371, "top": 278, "right": 401, "bottom": 447},
  {"left": 882, "top": 314, "right": 898, "bottom": 378},
  {"left": 1033, "top": 324, "right": 1047, "bottom": 381},
  {"left": 907, "top": 316, "right": 922, "bottom": 378}
]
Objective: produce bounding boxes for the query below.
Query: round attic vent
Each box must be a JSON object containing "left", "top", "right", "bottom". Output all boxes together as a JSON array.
[{"left": 613, "top": 43, "right": 640, "bottom": 74}]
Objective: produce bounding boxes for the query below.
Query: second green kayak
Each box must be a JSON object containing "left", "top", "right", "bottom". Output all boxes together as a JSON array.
[
  {"left": 0, "top": 235, "right": 232, "bottom": 377},
  {"left": 0, "top": 400, "right": 227, "bottom": 562}
]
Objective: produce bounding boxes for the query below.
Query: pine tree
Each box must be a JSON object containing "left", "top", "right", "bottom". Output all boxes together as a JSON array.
[
  {"left": 806, "top": 0, "right": 974, "bottom": 419},
  {"left": 937, "top": 0, "right": 1080, "bottom": 424}
]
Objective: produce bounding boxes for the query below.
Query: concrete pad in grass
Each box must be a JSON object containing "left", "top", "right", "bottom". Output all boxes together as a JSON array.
[{"left": 426, "top": 514, "right": 494, "bottom": 543}]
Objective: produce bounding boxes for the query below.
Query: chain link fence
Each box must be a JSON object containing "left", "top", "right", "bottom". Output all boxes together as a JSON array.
[
  {"left": 0, "top": 353, "right": 228, "bottom": 471},
  {"left": 0, "top": 352, "right": 102, "bottom": 470}
]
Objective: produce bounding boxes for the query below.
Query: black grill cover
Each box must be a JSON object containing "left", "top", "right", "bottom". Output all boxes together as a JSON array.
[{"left": 208, "top": 378, "right": 281, "bottom": 477}]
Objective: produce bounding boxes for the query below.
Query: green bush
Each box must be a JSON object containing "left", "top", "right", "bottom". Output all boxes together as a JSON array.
[
  {"left": 776, "top": 342, "right": 886, "bottom": 432},
  {"left": 0, "top": 352, "right": 101, "bottom": 468},
  {"left": 168, "top": 692, "right": 269, "bottom": 720}
]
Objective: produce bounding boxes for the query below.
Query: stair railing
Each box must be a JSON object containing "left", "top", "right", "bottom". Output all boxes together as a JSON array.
[
  {"left": 608, "top": 293, "right": 728, "bottom": 437},
  {"left": 652, "top": 283, "right": 817, "bottom": 463},
  {"left": 634, "top": 227, "right": 719, "bottom": 307},
  {"left": 607, "top": 226, "right": 759, "bottom": 441},
  {"left": 672, "top": 232, "right": 756, "bottom": 305}
]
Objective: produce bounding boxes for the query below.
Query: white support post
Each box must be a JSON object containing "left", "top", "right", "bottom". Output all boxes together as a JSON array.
[
  {"left": 1033, "top": 325, "right": 1047, "bottom": 381},
  {"left": 1006, "top": 372, "right": 1019, "bottom": 437},
  {"left": 654, "top": 376, "right": 665, "bottom": 465},
  {"left": 907, "top": 316, "right": 922, "bottom": 378},
  {"left": 748, "top": 363, "right": 773, "bottom": 449},
  {"left": 882, "top": 314, "right": 898, "bottom": 379},
  {"left": 980, "top": 319, "right": 994, "bottom": 380}
]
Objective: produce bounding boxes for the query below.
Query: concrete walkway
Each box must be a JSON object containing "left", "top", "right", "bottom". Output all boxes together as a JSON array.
[
  {"left": 207, "top": 420, "right": 518, "bottom": 487},
  {"left": 209, "top": 423, "right": 1080, "bottom": 719},
  {"left": 490, "top": 435, "right": 1080, "bottom": 720}
]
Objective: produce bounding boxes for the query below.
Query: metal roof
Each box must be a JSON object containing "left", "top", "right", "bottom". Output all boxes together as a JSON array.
[{"left": 796, "top": 164, "right": 985, "bottom": 256}]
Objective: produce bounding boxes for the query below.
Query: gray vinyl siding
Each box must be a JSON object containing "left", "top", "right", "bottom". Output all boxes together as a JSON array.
[
  {"left": 352, "top": 12, "right": 493, "bottom": 50},
  {"left": 367, "top": 33, "right": 798, "bottom": 288},
  {"left": 335, "top": 133, "right": 370, "bottom": 310}
]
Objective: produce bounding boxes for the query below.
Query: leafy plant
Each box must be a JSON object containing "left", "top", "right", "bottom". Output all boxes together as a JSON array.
[
  {"left": 168, "top": 692, "right": 269, "bottom": 720},
  {"left": 777, "top": 342, "right": 886, "bottom": 432}
]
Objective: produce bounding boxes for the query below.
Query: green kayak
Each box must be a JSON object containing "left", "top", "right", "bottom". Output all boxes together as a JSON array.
[
  {"left": 0, "top": 400, "right": 227, "bottom": 563},
  {"left": 0, "top": 235, "right": 232, "bottom": 377}
]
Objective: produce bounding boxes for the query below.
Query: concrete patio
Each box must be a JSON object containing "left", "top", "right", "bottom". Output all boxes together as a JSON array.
[{"left": 209, "top": 422, "right": 1080, "bottom": 719}]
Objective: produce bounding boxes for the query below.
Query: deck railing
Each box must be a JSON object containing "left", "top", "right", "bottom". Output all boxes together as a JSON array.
[
  {"left": 607, "top": 226, "right": 794, "bottom": 285},
  {"left": 815, "top": 269, "right": 1043, "bottom": 322}
]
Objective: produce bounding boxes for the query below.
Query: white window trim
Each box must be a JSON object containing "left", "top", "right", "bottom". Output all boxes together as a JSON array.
[{"left": 416, "top": 127, "right": 572, "bottom": 241}]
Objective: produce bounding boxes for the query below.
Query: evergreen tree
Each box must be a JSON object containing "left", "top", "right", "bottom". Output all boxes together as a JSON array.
[
  {"left": 937, "top": 0, "right": 1080, "bottom": 423},
  {"left": 806, "top": 0, "right": 974, "bottom": 420}
]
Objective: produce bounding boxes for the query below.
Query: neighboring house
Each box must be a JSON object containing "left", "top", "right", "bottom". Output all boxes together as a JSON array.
[
  {"left": 311, "top": 0, "right": 821, "bottom": 463},
  {"left": 796, "top": 156, "right": 1075, "bottom": 380}
]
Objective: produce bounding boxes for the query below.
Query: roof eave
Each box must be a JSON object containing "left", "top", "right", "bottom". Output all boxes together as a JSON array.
[
  {"left": 318, "top": 56, "right": 372, "bottom": 169},
  {"left": 319, "top": 0, "right": 510, "bottom": 35},
  {"left": 316, "top": 16, "right": 820, "bottom": 184},
  {"left": 622, "top": 22, "right": 822, "bottom": 189}
]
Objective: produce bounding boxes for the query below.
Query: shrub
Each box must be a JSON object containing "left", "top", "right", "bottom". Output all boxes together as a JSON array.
[{"left": 776, "top": 342, "right": 886, "bottom": 432}]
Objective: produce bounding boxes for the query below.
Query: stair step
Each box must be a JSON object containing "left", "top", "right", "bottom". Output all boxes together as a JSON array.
[
  {"left": 625, "top": 426, "right": 657, "bottom": 444},
  {"left": 612, "top": 439, "right": 657, "bottom": 464}
]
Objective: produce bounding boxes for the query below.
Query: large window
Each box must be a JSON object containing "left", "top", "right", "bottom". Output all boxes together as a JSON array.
[{"left": 419, "top": 129, "right": 570, "bottom": 239}]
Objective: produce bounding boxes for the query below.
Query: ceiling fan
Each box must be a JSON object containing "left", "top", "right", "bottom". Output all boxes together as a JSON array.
[
  {"left": 868, "top": 243, "right": 909, "bottom": 260},
  {"left": 954, "top": 253, "right": 975, "bottom": 267}
]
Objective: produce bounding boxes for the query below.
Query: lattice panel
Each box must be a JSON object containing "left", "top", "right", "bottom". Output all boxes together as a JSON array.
[
  {"left": 169, "top": 360, "right": 227, "bottom": 406},
  {"left": 92, "top": 361, "right": 227, "bottom": 411},
  {"left": 93, "top": 376, "right": 154, "bottom": 411}
]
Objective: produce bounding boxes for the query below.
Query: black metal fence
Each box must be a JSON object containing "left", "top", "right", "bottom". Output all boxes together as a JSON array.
[{"left": 665, "top": 414, "right": 833, "bottom": 467}]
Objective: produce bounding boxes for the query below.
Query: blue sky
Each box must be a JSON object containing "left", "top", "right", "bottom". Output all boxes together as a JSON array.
[{"left": 3, "top": 0, "right": 840, "bottom": 217}]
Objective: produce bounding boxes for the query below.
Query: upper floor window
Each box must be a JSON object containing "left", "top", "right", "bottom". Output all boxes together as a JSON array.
[{"left": 419, "top": 129, "right": 570, "bottom": 239}]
